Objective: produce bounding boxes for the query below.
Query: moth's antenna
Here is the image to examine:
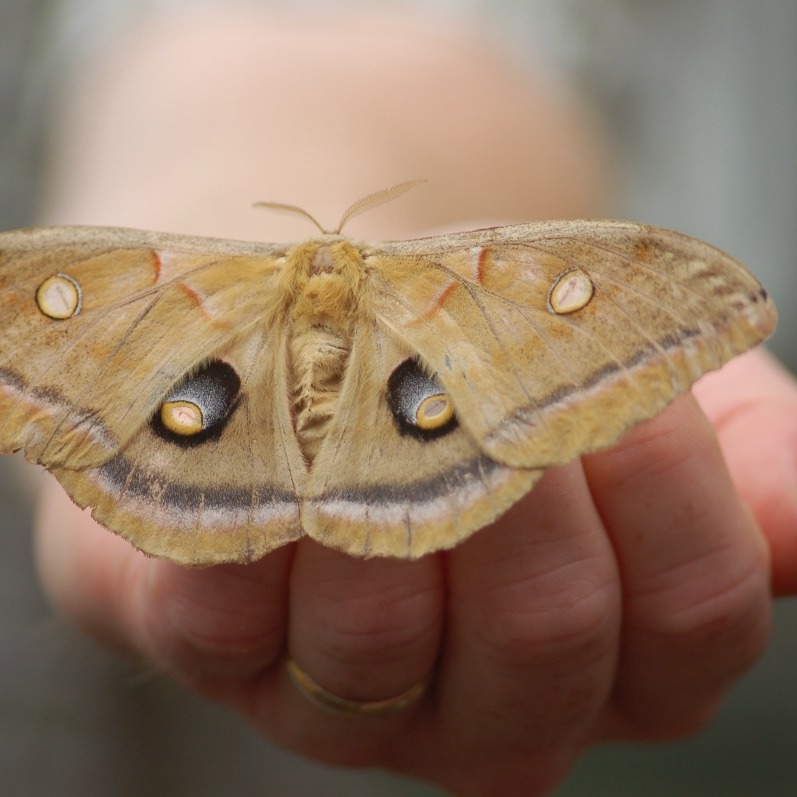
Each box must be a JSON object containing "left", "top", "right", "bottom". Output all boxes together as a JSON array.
[
  {"left": 254, "top": 178, "right": 426, "bottom": 235},
  {"left": 334, "top": 179, "right": 427, "bottom": 233},
  {"left": 252, "top": 201, "right": 328, "bottom": 234}
]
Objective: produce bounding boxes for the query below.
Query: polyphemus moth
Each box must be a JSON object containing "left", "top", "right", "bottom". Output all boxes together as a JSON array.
[{"left": 0, "top": 183, "right": 777, "bottom": 565}]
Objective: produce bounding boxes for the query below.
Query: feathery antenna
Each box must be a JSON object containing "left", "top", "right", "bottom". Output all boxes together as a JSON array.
[
  {"left": 333, "top": 179, "right": 426, "bottom": 233},
  {"left": 254, "top": 179, "right": 426, "bottom": 234},
  {"left": 251, "top": 201, "right": 327, "bottom": 234}
]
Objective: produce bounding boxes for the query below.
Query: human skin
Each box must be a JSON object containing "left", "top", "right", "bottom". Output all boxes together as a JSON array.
[{"left": 31, "top": 10, "right": 797, "bottom": 796}]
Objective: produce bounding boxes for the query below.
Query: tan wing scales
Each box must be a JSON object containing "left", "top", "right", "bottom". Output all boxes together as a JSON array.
[
  {"left": 53, "top": 323, "right": 306, "bottom": 564},
  {"left": 368, "top": 221, "right": 776, "bottom": 469},
  {"left": 0, "top": 219, "right": 778, "bottom": 564},
  {"left": 0, "top": 227, "right": 287, "bottom": 468},
  {"left": 302, "top": 320, "right": 541, "bottom": 558}
]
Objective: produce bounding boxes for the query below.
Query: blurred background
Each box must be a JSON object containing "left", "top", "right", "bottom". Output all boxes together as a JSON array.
[{"left": 1, "top": 1, "right": 795, "bottom": 795}]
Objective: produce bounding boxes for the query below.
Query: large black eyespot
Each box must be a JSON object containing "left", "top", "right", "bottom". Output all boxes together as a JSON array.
[
  {"left": 387, "top": 358, "right": 457, "bottom": 440},
  {"left": 154, "top": 360, "right": 240, "bottom": 444}
]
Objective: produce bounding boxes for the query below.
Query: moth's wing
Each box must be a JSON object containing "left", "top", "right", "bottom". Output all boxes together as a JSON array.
[
  {"left": 0, "top": 226, "right": 306, "bottom": 564},
  {"left": 52, "top": 322, "right": 306, "bottom": 565},
  {"left": 302, "top": 320, "right": 542, "bottom": 558},
  {"left": 0, "top": 226, "right": 287, "bottom": 467},
  {"left": 367, "top": 220, "right": 777, "bottom": 468}
]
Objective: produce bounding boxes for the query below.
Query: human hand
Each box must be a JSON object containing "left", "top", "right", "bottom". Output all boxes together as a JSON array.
[{"left": 34, "top": 348, "right": 792, "bottom": 797}]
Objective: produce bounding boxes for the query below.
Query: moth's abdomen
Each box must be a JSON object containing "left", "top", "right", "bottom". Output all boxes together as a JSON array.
[
  {"left": 287, "top": 241, "right": 364, "bottom": 465},
  {"left": 291, "top": 325, "right": 349, "bottom": 464}
]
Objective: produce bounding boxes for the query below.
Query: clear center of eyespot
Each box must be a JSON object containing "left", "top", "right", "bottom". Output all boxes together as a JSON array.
[
  {"left": 154, "top": 360, "right": 241, "bottom": 443},
  {"left": 160, "top": 400, "right": 204, "bottom": 436},
  {"left": 36, "top": 273, "right": 82, "bottom": 319},
  {"left": 416, "top": 394, "right": 454, "bottom": 430},
  {"left": 548, "top": 267, "right": 594, "bottom": 315}
]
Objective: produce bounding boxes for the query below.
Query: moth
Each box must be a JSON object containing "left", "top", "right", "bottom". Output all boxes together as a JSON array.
[{"left": 0, "top": 183, "right": 777, "bottom": 564}]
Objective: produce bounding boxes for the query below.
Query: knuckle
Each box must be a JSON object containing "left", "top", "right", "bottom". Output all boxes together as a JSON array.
[
  {"left": 476, "top": 570, "right": 618, "bottom": 668},
  {"left": 312, "top": 585, "right": 441, "bottom": 666},
  {"left": 643, "top": 539, "right": 771, "bottom": 672}
]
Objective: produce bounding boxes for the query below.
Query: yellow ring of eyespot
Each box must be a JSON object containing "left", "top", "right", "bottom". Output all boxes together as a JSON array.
[
  {"left": 160, "top": 400, "right": 204, "bottom": 436},
  {"left": 36, "top": 273, "right": 82, "bottom": 319},
  {"left": 415, "top": 393, "right": 454, "bottom": 430}
]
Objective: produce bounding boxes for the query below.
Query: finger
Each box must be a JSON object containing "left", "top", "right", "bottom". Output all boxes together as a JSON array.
[
  {"left": 34, "top": 477, "right": 294, "bottom": 694},
  {"left": 583, "top": 395, "right": 771, "bottom": 739},
  {"left": 695, "top": 349, "right": 797, "bottom": 595},
  {"left": 399, "top": 464, "right": 620, "bottom": 795},
  {"left": 261, "top": 540, "right": 443, "bottom": 763}
]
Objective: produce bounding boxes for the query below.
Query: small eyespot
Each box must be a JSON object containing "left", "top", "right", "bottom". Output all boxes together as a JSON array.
[
  {"left": 548, "top": 267, "right": 594, "bottom": 315},
  {"left": 387, "top": 359, "right": 457, "bottom": 440},
  {"left": 36, "top": 273, "right": 82, "bottom": 319},
  {"left": 155, "top": 360, "right": 240, "bottom": 442}
]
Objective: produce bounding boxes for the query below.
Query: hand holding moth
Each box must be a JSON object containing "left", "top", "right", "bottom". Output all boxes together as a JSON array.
[
  {"left": 17, "top": 12, "right": 796, "bottom": 795},
  {"left": 13, "top": 193, "right": 787, "bottom": 797},
  {"left": 35, "top": 349, "right": 790, "bottom": 796}
]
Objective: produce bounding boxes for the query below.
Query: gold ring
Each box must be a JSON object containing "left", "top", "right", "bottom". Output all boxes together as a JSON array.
[{"left": 286, "top": 658, "right": 429, "bottom": 717}]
